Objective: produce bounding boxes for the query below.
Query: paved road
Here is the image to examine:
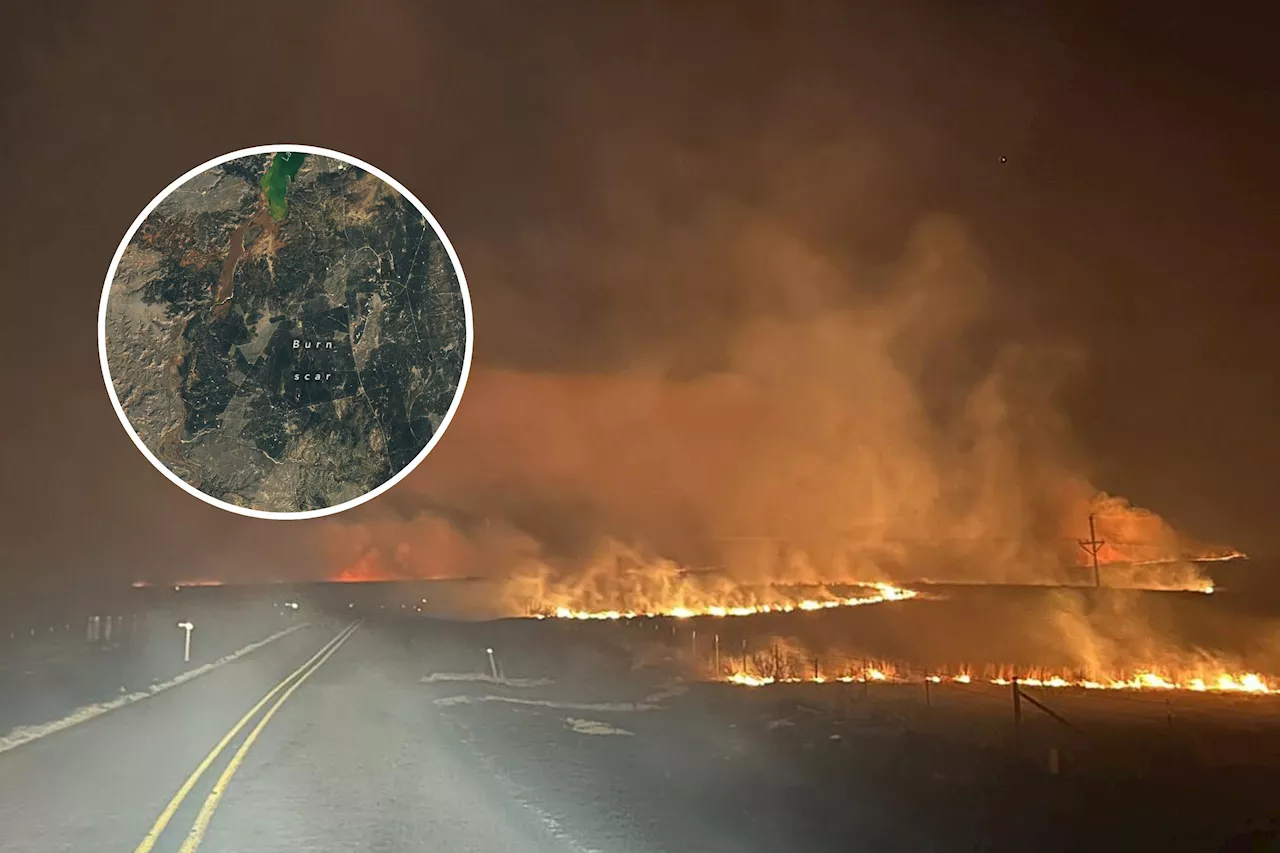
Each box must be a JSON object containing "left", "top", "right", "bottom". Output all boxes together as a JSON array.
[
  {"left": 0, "top": 621, "right": 564, "bottom": 853},
  {"left": 5, "top": 614, "right": 1276, "bottom": 853}
]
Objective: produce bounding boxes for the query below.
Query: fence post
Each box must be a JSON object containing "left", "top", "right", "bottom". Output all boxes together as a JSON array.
[{"left": 1011, "top": 680, "right": 1022, "bottom": 755}]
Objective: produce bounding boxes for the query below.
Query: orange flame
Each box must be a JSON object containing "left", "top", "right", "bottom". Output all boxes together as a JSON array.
[
  {"left": 537, "top": 582, "right": 918, "bottom": 620},
  {"left": 726, "top": 666, "right": 1274, "bottom": 694},
  {"left": 331, "top": 554, "right": 404, "bottom": 583}
]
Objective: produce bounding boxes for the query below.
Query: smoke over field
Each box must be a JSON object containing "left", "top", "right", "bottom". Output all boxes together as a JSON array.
[{"left": 321, "top": 214, "right": 1234, "bottom": 613}]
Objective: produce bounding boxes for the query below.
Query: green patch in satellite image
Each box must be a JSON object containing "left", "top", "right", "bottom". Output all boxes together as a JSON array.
[
  {"left": 260, "top": 151, "right": 307, "bottom": 219},
  {"left": 102, "top": 150, "right": 468, "bottom": 514}
]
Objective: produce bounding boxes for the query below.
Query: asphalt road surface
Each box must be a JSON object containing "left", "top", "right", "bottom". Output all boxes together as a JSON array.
[
  {"left": 4, "top": 613, "right": 1278, "bottom": 853},
  {"left": 0, "top": 621, "right": 565, "bottom": 853}
]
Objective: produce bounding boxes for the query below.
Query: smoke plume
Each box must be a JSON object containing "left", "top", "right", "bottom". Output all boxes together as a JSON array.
[{"left": 324, "top": 206, "right": 1230, "bottom": 612}]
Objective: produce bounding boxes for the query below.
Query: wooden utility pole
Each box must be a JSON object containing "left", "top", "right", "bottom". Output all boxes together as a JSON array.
[{"left": 1078, "top": 514, "right": 1105, "bottom": 588}]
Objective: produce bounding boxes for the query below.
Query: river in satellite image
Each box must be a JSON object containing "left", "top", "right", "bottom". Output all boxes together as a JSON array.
[{"left": 101, "top": 149, "right": 470, "bottom": 515}]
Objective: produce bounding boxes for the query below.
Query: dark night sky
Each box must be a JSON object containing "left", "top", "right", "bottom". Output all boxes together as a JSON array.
[{"left": 0, "top": 1, "right": 1275, "bottom": 591}]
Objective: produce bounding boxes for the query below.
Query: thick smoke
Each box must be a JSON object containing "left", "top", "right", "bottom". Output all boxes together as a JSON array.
[
  {"left": 295, "top": 16, "right": 1234, "bottom": 606},
  {"left": 323, "top": 206, "right": 1227, "bottom": 612}
]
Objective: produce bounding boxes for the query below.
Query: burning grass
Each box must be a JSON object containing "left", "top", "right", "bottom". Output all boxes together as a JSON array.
[
  {"left": 724, "top": 663, "right": 1276, "bottom": 695},
  {"left": 534, "top": 582, "right": 919, "bottom": 620}
]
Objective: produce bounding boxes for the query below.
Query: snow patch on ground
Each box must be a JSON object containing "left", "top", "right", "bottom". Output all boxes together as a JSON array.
[
  {"left": 433, "top": 695, "right": 658, "bottom": 712},
  {"left": 421, "top": 672, "right": 554, "bottom": 688},
  {"left": 0, "top": 622, "right": 307, "bottom": 755},
  {"left": 644, "top": 683, "right": 688, "bottom": 704},
  {"left": 565, "top": 717, "right": 634, "bottom": 736}
]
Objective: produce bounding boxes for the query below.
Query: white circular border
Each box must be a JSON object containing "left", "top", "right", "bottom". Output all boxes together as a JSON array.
[{"left": 98, "top": 144, "right": 474, "bottom": 521}]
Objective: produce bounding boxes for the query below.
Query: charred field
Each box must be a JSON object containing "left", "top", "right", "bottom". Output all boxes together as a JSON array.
[
  {"left": 371, "top": 572, "right": 1280, "bottom": 852},
  {"left": 419, "top": 673, "right": 1280, "bottom": 853}
]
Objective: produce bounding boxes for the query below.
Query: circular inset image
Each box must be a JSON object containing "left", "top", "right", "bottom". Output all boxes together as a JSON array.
[{"left": 99, "top": 145, "right": 472, "bottom": 519}]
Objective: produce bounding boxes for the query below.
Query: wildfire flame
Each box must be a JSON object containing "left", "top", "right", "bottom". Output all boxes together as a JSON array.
[
  {"left": 331, "top": 555, "right": 405, "bottom": 583},
  {"left": 537, "top": 582, "right": 918, "bottom": 620},
  {"left": 726, "top": 667, "right": 1274, "bottom": 694}
]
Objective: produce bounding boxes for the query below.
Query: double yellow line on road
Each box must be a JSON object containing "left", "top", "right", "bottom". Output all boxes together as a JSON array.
[{"left": 134, "top": 620, "right": 361, "bottom": 853}]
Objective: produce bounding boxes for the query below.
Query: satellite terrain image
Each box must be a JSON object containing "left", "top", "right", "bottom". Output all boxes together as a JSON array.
[{"left": 100, "top": 148, "right": 470, "bottom": 516}]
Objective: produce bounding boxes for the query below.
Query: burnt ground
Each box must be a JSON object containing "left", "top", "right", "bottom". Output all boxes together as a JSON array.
[
  {"left": 396, "top": 614, "right": 1280, "bottom": 853},
  {"left": 430, "top": 688, "right": 1280, "bottom": 852}
]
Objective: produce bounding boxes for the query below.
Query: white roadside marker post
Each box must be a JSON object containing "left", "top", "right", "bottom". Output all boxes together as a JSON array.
[
  {"left": 178, "top": 621, "right": 194, "bottom": 663},
  {"left": 486, "top": 647, "right": 498, "bottom": 681}
]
